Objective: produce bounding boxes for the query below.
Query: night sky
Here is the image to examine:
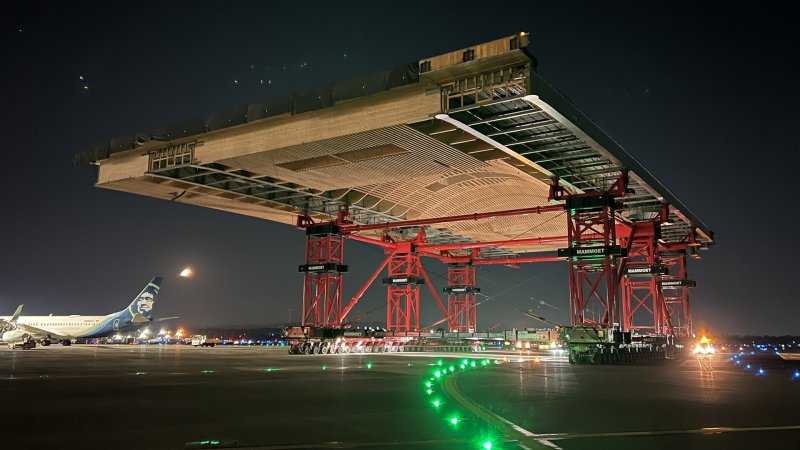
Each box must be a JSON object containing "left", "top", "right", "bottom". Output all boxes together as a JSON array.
[{"left": 1, "top": 2, "right": 797, "bottom": 335}]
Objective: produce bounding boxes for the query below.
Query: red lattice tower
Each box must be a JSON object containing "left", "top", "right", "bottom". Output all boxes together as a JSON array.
[
  {"left": 620, "top": 221, "right": 673, "bottom": 335},
  {"left": 660, "top": 250, "right": 693, "bottom": 337},
  {"left": 300, "top": 223, "right": 346, "bottom": 327},
  {"left": 446, "top": 265, "right": 477, "bottom": 332},
  {"left": 385, "top": 241, "right": 422, "bottom": 331}
]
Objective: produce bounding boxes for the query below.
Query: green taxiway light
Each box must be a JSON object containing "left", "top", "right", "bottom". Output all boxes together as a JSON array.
[
  {"left": 366, "top": 362, "right": 373, "bottom": 369},
  {"left": 201, "top": 369, "right": 214, "bottom": 374},
  {"left": 133, "top": 371, "right": 147, "bottom": 375},
  {"left": 450, "top": 417, "right": 459, "bottom": 425},
  {"left": 462, "top": 358, "right": 469, "bottom": 365},
  {"left": 425, "top": 381, "right": 433, "bottom": 388},
  {"left": 460, "top": 364, "right": 466, "bottom": 369},
  {"left": 426, "top": 389, "right": 433, "bottom": 395},
  {"left": 449, "top": 365, "right": 455, "bottom": 372},
  {"left": 482, "top": 441, "right": 492, "bottom": 449},
  {"left": 437, "top": 360, "right": 443, "bottom": 366},
  {"left": 435, "top": 371, "right": 442, "bottom": 378},
  {"left": 470, "top": 361, "right": 477, "bottom": 368},
  {"left": 321, "top": 364, "right": 327, "bottom": 371},
  {"left": 432, "top": 400, "right": 441, "bottom": 408}
]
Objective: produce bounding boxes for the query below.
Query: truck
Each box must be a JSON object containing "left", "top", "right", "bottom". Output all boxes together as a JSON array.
[{"left": 191, "top": 335, "right": 219, "bottom": 347}]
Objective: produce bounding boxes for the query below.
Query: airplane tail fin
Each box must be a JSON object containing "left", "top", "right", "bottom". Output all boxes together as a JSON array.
[
  {"left": 10, "top": 304, "right": 23, "bottom": 323},
  {"left": 125, "top": 277, "right": 162, "bottom": 321}
]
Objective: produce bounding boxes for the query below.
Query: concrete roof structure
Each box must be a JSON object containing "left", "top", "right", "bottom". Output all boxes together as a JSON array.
[{"left": 79, "top": 33, "right": 713, "bottom": 258}]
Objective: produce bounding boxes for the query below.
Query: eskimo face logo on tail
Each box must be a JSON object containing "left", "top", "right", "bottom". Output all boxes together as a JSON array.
[{"left": 136, "top": 292, "right": 155, "bottom": 314}]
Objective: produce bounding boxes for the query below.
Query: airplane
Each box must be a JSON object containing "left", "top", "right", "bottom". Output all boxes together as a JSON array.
[
  {"left": 1, "top": 277, "right": 162, "bottom": 349},
  {"left": 0, "top": 304, "right": 24, "bottom": 335}
]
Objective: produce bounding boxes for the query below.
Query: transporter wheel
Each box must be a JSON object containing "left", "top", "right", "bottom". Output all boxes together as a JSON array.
[
  {"left": 302, "top": 344, "right": 312, "bottom": 355},
  {"left": 399, "top": 345, "right": 405, "bottom": 352},
  {"left": 313, "top": 344, "right": 321, "bottom": 354},
  {"left": 321, "top": 343, "right": 330, "bottom": 354},
  {"left": 364, "top": 345, "right": 372, "bottom": 353},
  {"left": 334, "top": 346, "right": 342, "bottom": 354},
  {"left": 62, "top": 340, "right": 72, "bottom": 347},
  {"left": 42, "top": 340, "right": 51, "bottom": 347}
]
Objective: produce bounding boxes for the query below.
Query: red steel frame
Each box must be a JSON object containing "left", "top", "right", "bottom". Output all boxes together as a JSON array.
[
  {"left": 302, "top": 233, "right": 344, "bottom": 327},
  {"left": 620, "top": 222, "right": 673, "bottom": 335},
  {"left": 566, "top": 202, "right": 619, "bottom": 328},
  {"left": 660, "top": 251, "right": 692, "bottom": 337},
  {"left": 446, "top": 265, "right": 477, "bottom": 333},
  {"left": 386, "top": 241, "right": 422, "bottom": 331},
  {"left": 296, "top": 180, "right": 699, "bottom": 335}
]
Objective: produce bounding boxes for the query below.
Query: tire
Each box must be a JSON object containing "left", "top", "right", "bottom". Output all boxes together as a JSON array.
[
  {"left": 364, "top": 345, "right": 372, "bottom": 353},
  {"left": 62, "top": 340, "right": 72, "bottom": 347},
  {"left": 42, "top": 340, "right": 51, "bottom": 347},
  {"left": 313, "top": 345, "right": 321, "bottom": 355}
]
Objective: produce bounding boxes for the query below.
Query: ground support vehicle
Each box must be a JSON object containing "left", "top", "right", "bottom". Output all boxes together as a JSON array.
[{"left": 558, "top": 326, "right": 670, "bottom": 364}]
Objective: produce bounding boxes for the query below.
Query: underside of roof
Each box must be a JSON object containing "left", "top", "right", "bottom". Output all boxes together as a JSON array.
[{"left": 80, "top": 34, "right": 713, "bottom": 256}]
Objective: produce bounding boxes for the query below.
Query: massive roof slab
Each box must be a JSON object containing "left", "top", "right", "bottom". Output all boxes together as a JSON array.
[{"left": 78, "top": 34, "right": 713, "bottom": 255}]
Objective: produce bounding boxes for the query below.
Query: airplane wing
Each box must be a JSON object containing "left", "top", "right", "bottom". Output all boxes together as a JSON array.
[{"left": 15, "top": 323, "right": 71, "bottom": 340}]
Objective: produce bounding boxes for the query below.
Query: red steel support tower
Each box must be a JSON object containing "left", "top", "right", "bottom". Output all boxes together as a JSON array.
[
  {"left": 555, "top": 174, "right": 628, "bottom": 328},
  {"left": 563, "top": 196, "right": 620, "bottom": 327},
  {"left": 445, "top": 265, "right": 478, "bottom": 333},
  {"left": 384, "top": 241, "right": 422, "bottom": 331},
  {"left": 620, "top": 221, "right": 672, "bottom": 335},
  {"left": 660, "top": 250, "right": 693, "bottom": 337},
  {"left": 299, "top": 223, "right": 347, "bottom": 327}
]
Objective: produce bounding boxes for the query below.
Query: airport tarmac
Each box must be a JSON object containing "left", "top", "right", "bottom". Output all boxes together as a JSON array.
[{"left": 0, "top": 345, "right": 797, "bottom": 450}]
